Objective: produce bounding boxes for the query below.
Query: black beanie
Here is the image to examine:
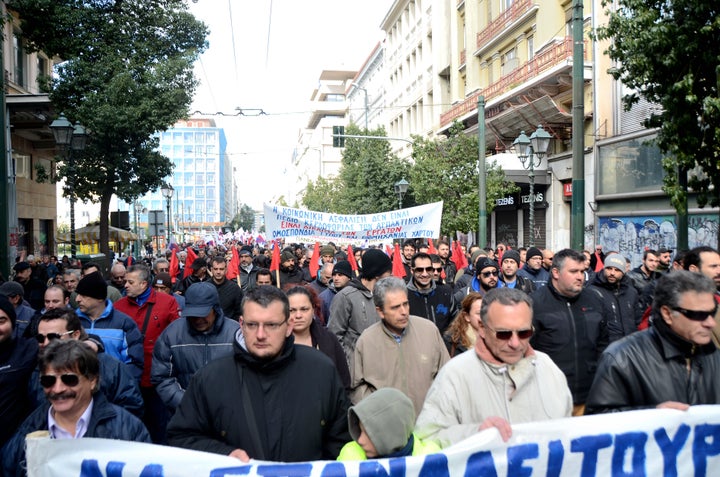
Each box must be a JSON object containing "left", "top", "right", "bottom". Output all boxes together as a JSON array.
[
  {"left": 360, "top": 249, "right": 392, "bottom": 280},
  {"left": 332, "top": 260, "right": 353, "bottom": 279},
  {"left": 526, "top": 247, "right": 543, "bottom": 261},
  {"left": 0, "top": 295, "right": 16, "bottom": 329},
  {"left": 76, "top": 271, "right": 108, "bottom": 301}
]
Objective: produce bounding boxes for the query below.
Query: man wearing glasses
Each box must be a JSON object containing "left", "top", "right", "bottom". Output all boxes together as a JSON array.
[
  {"left": 407, "top": 253, "right": 457, "bottom": 334},
  {"left": 586, "top": 271, "right": 720, "bottom": 414},
  {"left": 530, "top": 248, "right": 610, "bottom": 416},
  {"left": 2, "top": 340, "right": 150, "bottom": 477},
  {"left": 151, "top": 282, "right": 238, "bottom": 414},
  {"left": 454, "top": 257, "right": 500, "bottom": 305},
  {"left": 167, "top": 286, "right": 350, "bottom": 462},
  {"left": 416, "top": 288, "right": 571, "bottom": 448}
]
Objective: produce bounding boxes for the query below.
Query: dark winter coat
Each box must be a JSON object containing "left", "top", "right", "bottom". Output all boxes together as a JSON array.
[
  {"left": 0, "top": 336, "right": 38, "bottom": 449},
  {"left": 309, "top": 319, "right": 351, "bottom": 389},
  {"left": 585, "top": 318, "right": 720, "bottom": 414},
  {"left": 166, "top": 335, "right": 350, "bottom": 462},
  {"left": 407, "top": 279, "right": 457, "bottom": 334},
  {"left": 211, "top": 278, "right": 244, "bottom": 321},
  {"left": 530, "top": 281, "right": 610, "bottom": 404},
  {"left": 589, "top": 272, "right": 639, "bottom": 342}
]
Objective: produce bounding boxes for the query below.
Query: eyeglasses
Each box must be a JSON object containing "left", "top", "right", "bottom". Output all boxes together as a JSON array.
[
  {"left": 414, "top": 266, "right": 434, "bottom": 273},
  {"left": 242, "top": 320, "right": 287, "bottom": 332},
  {"left": 481, "top": 270, "right": 499, "bottom": 278},
  {"left": 40, "top": 373, "right": 80, "bottom": 388},
  {"left": 485, "top": 324, "right": 534, "bottom": 340},
  {"left": 433, "top": 268, "right": 443, "bottom": 273},
  {"left": 35, "top": 330, "right": 74, "bottom": 343},
  {"left": 671, "top": 306, "right": 718, "bottom": 322}
]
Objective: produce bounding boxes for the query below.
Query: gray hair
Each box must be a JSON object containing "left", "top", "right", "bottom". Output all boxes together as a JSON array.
[
  {"left": 373, "top": 276, "right": 407, "bottom": 309},
  {"left": 153, "top": 258, "right": 169, "bottom": 271},
  {"left": 63, "top": 269, "right": 80, "bottom": 279},
  {"left": 480, "top": 288, "right": 533, "bottom": 324},
  {"left": 653, "top": 270, "right": 717, "bottom": 313},
  {"left": 127, "top": 264, "right": 151, "bottom": 283}
]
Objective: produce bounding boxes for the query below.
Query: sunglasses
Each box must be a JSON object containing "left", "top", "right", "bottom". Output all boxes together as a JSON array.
[
  {"left": 485, "top": 324, "right": 534, "bottom": 340},
  {"left": 433, "top": 267, "right": 443, "bottom": 272},
  {"left": 481, "top": 270, "right": 499, "bottom": 278},
  {"left": 671, "top": 306, "right": 718, "bottom": 321},
  {"left": 35, "top": 330, "right": 74, "bottom": 343},
  {"left": 414, "top": 266, "right": 434, "bottom": 273},
  {"left": 40, "top": 373, "right": 80, "bottom": 388}
]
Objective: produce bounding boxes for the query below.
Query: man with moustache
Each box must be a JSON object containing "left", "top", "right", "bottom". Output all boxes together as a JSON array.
[
  {"left": 454, "top": 258, "right": 500, "bottom": 304},
  {"left": 589, "top": 253, "right": 639, "bottom": 342},
  {"left": 2, "top": 340, "right": 150, "bottom": 477},
  {"left": 680, "top": 246, "right": 720, "bottom": 348}
]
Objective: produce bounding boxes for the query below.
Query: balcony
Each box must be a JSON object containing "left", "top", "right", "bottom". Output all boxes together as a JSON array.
[
  {"left": 476, "top": 0, "right": 534, "bottom": 50},
  {"left": 459, "top": 49, "right": 466, "bottom": 67},
  {"left": 440, "top": 37, "right": 580, "bottom": 127}
]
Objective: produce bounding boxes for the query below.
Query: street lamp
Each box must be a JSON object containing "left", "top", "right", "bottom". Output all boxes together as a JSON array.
[
  {"left": 134, "top": 200, "right": 146, "bottom": 259},
  {"left": 513, "top": 125, "right": 551, "bottom": 247},
  {"left": 50, "top": 114, "right": 88, "bottom": 259},
  {"left": 160, "top": 183, "right": 174, "bottom": 246},
  {"left": 394, "top": 178, "right": 409, "bottom": 210}
]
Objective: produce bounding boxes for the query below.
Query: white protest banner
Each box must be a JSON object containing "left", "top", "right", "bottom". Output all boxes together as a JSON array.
[
  {"left": 26, "top": 406, "right": 720, "bottom": 476},
  {"left": 263, "top": 202, "right": 443, "bottom": 243}
]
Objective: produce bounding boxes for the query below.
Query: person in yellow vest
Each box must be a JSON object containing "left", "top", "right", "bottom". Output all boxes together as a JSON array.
[{"left": 337, "top": 387, "right": 440, "bottom": 461}]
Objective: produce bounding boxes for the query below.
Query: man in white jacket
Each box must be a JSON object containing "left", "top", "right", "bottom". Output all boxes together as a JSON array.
[{"left": 415, "top": 287, "right": 572, "bottom": 448}]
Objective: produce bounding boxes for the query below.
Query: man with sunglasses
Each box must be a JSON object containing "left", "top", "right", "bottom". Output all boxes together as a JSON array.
[
  {"left": 167, "top": 286, "right": 350, "bottom": 462},
  {"left": 407, "top": 253, "right": 457, "bottom": 334},
  {"left": 586, "top": 271, "right": 720, "bottom": 414},
  {"left": 416, "top": 288, "right": 572, "bottom": 447},
  {"left": 530, "top": 248, "right": 610, "bottom": 416},
  {"left": 454, "top": 257, "right": 500, "bottom": 305},
  {"left": 28, "top": 308, "right": 143, "bottom": 417},
  {"left": 2, "top": 340, "right": 150, "bottom": 477}
]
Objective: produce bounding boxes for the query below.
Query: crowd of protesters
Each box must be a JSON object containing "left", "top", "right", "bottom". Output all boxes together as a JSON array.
[{"left": 1, "top": 238, "right": 720, "bottom": 474}]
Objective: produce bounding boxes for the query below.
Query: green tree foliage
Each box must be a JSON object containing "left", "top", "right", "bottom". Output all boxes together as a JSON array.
[
  {"left": 227, "top": 204, "right": 256, "bottom": 231},
  {"left": 302, "top": 176, "right": 342, "bottom": 212},
  {"left": 596, "top": 0, "right": 720, "bottom": 210},
  {"left": 410, "top": 122, "right": 517, "bottom": 236},
  {"left": 9, "top": 0, "right": 208, "bottom": 256}
]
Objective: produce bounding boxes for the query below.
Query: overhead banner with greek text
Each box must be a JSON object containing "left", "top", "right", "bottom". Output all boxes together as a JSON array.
[
  {"left": 26, "top": 406, "right": 720, "bottom": 476},
  {"left": 263, "top": 202, "right": 443, "bottom": 243}
]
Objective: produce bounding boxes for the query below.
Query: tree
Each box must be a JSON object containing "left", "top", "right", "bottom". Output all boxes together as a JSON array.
[
  {"left": 227, "top": 204, "right": 256, "bottom": 231},
  {"left": 596, "top": 1, "right": 720, "bottom": 213},
  {"left": 302, "top": 176, "right": 342, "bottom": 212},
  {"left": 9, "top": 0, "right": 208, "bottom": 257},
  {"left": 410, "top": 122, "right": 517, "bottom": 237}
]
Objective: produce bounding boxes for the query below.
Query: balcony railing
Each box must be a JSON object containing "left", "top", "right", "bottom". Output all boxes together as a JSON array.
[
  {"left": 476, "top": 0, "right": 533, "bottom": 49},
  {"left": 441, "top": 37, "right": 580, "bottom": 127}
]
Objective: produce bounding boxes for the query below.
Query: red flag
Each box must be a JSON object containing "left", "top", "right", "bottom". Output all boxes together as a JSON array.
[
  {"left": 309, "top": 241, "right": 321, "bottom": 280},
  {"left": 169, "top": 249, "right": 179, "bottom": 284},
  {"left": 346, "top": 245, "right": 359, "bottom": 272},
  {"left": 427, "top": 239, "right": 437, "bottom": 255},
  {"left": 392, "top": 243, "right": 406, "bottom": 278},
  {"left": 226, "top": 246, "right": 240, "bottom": 280},
  {"left": 451, "top": 241, "right": 468, "bottom": 271},
  {"left": 126, "top": 256, "right": 133, "bottom": 267},
  {"left": 269, "top": 240, "right": 281, "bottom": 272},
  {"left": 184, "top": 247, "right": 198, "bottom": 278},
  {"left": 385, "top": 244, "right": 393, "bottom": 257}
]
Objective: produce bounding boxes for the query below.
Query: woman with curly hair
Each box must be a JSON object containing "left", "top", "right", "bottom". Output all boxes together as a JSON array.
[
  {"left": 287, "top": 286, "right": 351, "bottom": 389},
  {"left": 443, "top": 292, "right": 483, "bottom": 357}
]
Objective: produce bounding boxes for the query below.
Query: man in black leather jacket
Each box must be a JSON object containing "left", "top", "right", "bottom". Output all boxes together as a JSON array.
[{"left": 585, "top": 270, "right": 720, "bottom": 414}]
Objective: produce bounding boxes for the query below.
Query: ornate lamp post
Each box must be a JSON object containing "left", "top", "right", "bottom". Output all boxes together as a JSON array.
[
  {"left": 160, "top": 183, "right": 174, "bottom": 246},
  {"left": 513, "top": 125, "right": 551, "bottom": 247},
  {"left": 394, "top": 178, "right": 409, "bottom": 210},
  {"left": 134, "top": 200, "right": 146, "bottom": 259},
  {"left": 50, "top": 114, "right": 88, "bottom": 258}
]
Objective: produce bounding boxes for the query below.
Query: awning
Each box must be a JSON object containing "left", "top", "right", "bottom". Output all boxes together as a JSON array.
[
  {"left": 486, "top": 95, "right": 572, "bottom": 148},
  {"left": 57, "top": 225, "right": 138, "bottom": 244}
]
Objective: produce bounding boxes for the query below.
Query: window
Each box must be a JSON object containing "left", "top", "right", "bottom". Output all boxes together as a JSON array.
[
  {"left": 195, "top": 187, "right": 205, "bottom": 198},
  {"left": 13, "top": 33, "right": 26, "bottom": 87},
  {"left": 37, "top": 56, "right": 49, "bottom": 90},
  {"left": 195, "top": 173, "right": 205, "bottom": 185},
  {"left": 206, "top": 186, "right": 215, "bottom": 198},
  {"left": 598, "top": 135, "right": 664, "bottom": 195}
]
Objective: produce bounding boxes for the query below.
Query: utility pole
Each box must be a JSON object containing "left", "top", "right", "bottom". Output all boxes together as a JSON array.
[
  {"left": 570, "top": 0, "right": 585, "bottom": 250},
  {"left": 0, "top": 40, "right": 8, "bottom": 278},
  {"left": 477, "top": 96, "right": 486, "bottom": 248}
]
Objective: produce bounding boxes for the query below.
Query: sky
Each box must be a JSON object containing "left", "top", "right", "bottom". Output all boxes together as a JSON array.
[{"left": 187, "top": 0, "right": 392, "bottom": 210}]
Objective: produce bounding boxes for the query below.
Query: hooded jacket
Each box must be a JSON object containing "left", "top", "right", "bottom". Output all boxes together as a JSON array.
[
  {"left": 1, "top": 392, "right": 150, "bottom": 477},
  {"left": 586, "top": 318, "right": 720, "bottom": 414},
  {"left": 337, "top": 387, "right": 440, "bottom": 460},
  {"left": 516, "top": 264, "right": 550, "bottom": 289},
  {"left": 407, "top": 279, "right": 457, "bottom": 334},
  {"left": 166, "top": 333, "right": 351, "bottom": 461},
  {"left": 328, "top": 279, "right": 380, "bottom": 365},
  {"left": 530, "top": 281, "right": 610, "bottom": 404},
  {"left": 589, "top": 271, "right": 639, "bottom": 342},
  {"left": 151, "top": 306, "right": 239, "bottom": 411}
]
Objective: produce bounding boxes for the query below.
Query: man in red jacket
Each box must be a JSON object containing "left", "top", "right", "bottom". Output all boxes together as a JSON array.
[{"left": 115, "top": 263, "right": 179, "bottom": 444}]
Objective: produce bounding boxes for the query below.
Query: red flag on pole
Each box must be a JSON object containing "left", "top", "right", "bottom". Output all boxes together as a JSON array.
[
  {"left": 309, "top": 241, "right": 321, "bottom": 280},
  {"left": 184, "top": 247, "right": 198, "bottom": 278},
  {"left": 427, "top": 239, "right": 437, "bottom": 255},
  {"left": 392, "top": 243, "right": 406, "bottom": 278},
  {"left": 346, "top": 245, "right": 359, "bottom": 274},
  {"left": 269, "top": 240, "right": 281, "bottom": 272},
  {"left": 385, "top": 244, "right": 393, "bottom": 257},
  {"left": 169, "top": 249, "right": 179, "bottom": 284},
  {"left": 126, "top": 256, "right": 133, "bottom": 267},
  {"left": 451, "top": 241, "right": 468, "bottom": 271},
  {"left": 226, "top": 245, "right": 239, "bottom": 280},
  {"left": 594, "top": 251, "right": 604, "bottom": 273}
]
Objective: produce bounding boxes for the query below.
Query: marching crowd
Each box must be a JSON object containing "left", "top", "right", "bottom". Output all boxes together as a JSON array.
[{"left": 1, "top": 239, "right": 720, "bottom": 474}]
